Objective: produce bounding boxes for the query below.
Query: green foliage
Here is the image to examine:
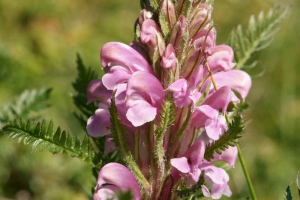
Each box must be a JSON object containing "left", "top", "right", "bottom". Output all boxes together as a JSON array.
[
  {"left": 204, "top": 114, "right": 244, "bottom": 161},
  {"left": 0, "top": 118, "right": 97, "bottom": 166},
  {"left": 284, "top": 185, "right": 293, "bottom": 200},
  {"left": 0, "top": 88, "right": 51, "bottom": 126},
  {"left": 228, "top": 6, "right": 289, "bottom": 70},
  {"left": 116, "top": 190, "right": 134, "bottom": 200},
  {"left": 72, "top": 54, "right": 98, "bottom": 129}
]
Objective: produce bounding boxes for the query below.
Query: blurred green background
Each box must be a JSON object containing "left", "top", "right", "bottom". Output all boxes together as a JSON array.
[{"left": 0, "top": 0, "right": 299, "bottom": 199}]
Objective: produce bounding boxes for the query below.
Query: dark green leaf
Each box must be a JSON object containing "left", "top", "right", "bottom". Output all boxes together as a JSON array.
[{"left": 0, "top": 118, "right": 96, "bottom": 166}]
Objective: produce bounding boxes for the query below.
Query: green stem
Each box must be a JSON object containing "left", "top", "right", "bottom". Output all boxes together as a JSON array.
[{"left": 237, "top": 143, "right": 257, "bottom": 200}]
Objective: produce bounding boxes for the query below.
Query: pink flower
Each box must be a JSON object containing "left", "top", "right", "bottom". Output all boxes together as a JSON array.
[
  {"left": 211, "top": 146, "right": 238, "bottom": 168},
  {"left": 101, "top": 42, "right": 153, "bottom": 90},
  {"left": 167, "top": 65, "right": 203, "bottom": 107},
  {"left": 161, "top": 44, "right": 177, "bottom": 69},
  {"left": 200, "top": 163, "right": 232, "bottom": 199},
  {"left": 94, "top": 163, "right": 141, "bottom": 200},
  {"left": 87, "top": 103, "right": 111, "bottom": 137},
  {"left": 206, "top": 45, "right": 236, "bottom": 73},
  {"left": 126, "top": 71, "right": 165, "bottom": 127},
  {"left": 170, "top": 140, "right": 205, "bottom": 186},
  {"left": 192, "top": 105, "right": 227, "bottom": 142}
]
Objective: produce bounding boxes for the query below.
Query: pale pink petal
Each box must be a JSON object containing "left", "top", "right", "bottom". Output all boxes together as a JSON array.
[
  {"left": 87, "top": 79, "right": 112, "bottom": 104},
  {"left": 170, "top": 157, "right": 190, "bottom": 173},
  {"left": 102, "top": 69, "right": 131, "bottom": 90},
  {"left": 126, "top": 102, "right": 157, "bottom": 127},
  {"left": 101, "top": 42, "right": 152, "bottom": 73},
  {"left": 202, "top": 185, "right": 211, "bottom": 197},
  {"left": 161, "top": 44, "right": 177, "bottom": 69},
  {"left": 212, "top": 146, "right": 238, "bottom": 168},
  {"left": 87, "top": 103, "right": 111, "bottom": 137},
  {"left": 104, "top": 137, "right": 116, "bottom": 156},
  {"left": 126, "top": 71, "right": 165, "bottom": 106},
  {"left": 213, "top": 70, "right": 252, "bottom": 100},
  {"left": 206, "top": 45, "right": 235, "bottom": 72},
  {"left": 94, "top": 185, "right": 118, "bottom": 200},
  {"left": 97, "top": 163, "right": 141, "bottom": 200},
  {"left": 203, "top": 86, "right": 232, "bottom": 114}
]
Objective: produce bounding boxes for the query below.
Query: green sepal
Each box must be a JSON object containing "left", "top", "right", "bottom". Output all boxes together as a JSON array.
[
  {"left": 204, "top": 114, "right": 244, "bottom": 161},
  {"left": 159, "top": 11, "right": 170, "bottom": 38},
  {"left": 149, "top": 0, "right": 159, "bottom": 10},
  {"left": 0, "top": 118, "right": 99, "bottom": 166}
]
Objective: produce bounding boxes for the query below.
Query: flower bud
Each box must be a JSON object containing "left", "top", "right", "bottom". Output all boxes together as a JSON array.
[
  {"left": 162, "top": 0, "right": 176, "bottom": 28},
  {"left": 169, "top": 15, "right": 187, "bottom": 52},
  {"left": 161, "top": 44, "right": 177, "bottom": 69},
  {"left": 189, "top": 4, "right": 211, "bottom": 39}
]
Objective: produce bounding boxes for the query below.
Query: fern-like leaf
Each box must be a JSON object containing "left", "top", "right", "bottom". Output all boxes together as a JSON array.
[
  {"left": 0, "top": 118, "right": 98, "bottom": 166},
  {"left": 204, "top": 114, "right": 244, "bottom": 161},
  {"left": 0, "top": 88, "right": 51, "bottom": 126},
  {"left": 227, "top": 6, "right": 288, "bottom": 70},
  {"left": 72, "top": 53, "right": 98, "bottom": 126}
]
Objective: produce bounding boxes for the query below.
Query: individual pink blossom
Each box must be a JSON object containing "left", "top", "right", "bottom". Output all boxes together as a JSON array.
[
  {"left": 192, "top": 28, "right": 216, "bottom": 54},
  {"left": 87, "top": 79, "right": 112, "bottom": 104},
  {"left": 167, "top": 65, "right": 203, "bottom": 107},
  {"left": 200, "top": 163, "right": 232, "bottom": 199},
  {"left": 210, "top": 70, "right": 252, "bottom": 100},
  {"left": 126, "top": 71, "right": 165, "bottom": 127},
  {"left": 192, "top": 105, "right": 227, "bottom": 141},
  {"left": 140, "top": 19, "right": 161, "bottom": 48},
  {"left": 206, "top": 45, "right": 236, "bottom": 73},
  {"left": 211, "top": 146, "right": 238, "bottom": 168},
  {"left": 161, "top": 44, "right": 177, "bottom": 69},
  {"left": 101, "top": 42, "right": 153, "bottom": 90},
  {"left": 94, "top": 163, "right": 141, "bottom": 200},
  {"left": 170, "top": 140, "right": 205, "bottom": 186},
  {"left": 87, "top": 102, "right": 111, "bottom": 137}
]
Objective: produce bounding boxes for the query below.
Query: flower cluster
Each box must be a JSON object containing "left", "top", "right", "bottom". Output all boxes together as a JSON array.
[{"left": 87, "top": 0, "right": 251, "bottom": 199}]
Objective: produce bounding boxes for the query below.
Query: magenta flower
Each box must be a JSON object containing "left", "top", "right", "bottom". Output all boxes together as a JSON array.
[
  {"left": 87, "top": 102, "right": 111, "bottom": 137},
  {"left": 126, "top": 71, "right": 165, "bottom": 127},
  {"left": 211, "top": 146, "right": 238, "bottom": 168},
  {"left": 101, "top": 42, "right": 153, "bottom": 90},
  {"left": 192, "top": 105, "right": 227, "bottom": 142},
  {"left": 87, "top": 1, "right": 253, "bottom": 199},
  {"left": 167, "top": 65, "right": 203, "bottom": 107},
  {"left": 161, "top": 44, "right": 177, "bottom": 69},
  {"left": 200, "top": 163, "right": 232, "bottom": 199},
  {"left": 170, "top": 140, "right": 205, "bottom": 186},
  {"left": 94, "top": 163, "right": 141, "bottom": 200}
]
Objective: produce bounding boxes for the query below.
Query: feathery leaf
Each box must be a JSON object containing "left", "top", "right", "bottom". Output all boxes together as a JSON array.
[
  {"left": 0, "top": 118, "right": 99, "bottom": 166},
  {"left": 204, "top": 114, "right": 244, "bottom": 161},
  {"left": 72, "top": 53, "right": 98, "bottom": 126},
  {"left": 227, "top": 6, "right": 288, "bottom": 70},
  {"left": 0, "top": 88, "right": 51, "bottom": 126}
]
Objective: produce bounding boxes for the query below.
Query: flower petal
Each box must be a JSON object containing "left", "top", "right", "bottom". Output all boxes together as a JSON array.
[{"left": 97, "top": 163, "right": 141, "bottom": 200}]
